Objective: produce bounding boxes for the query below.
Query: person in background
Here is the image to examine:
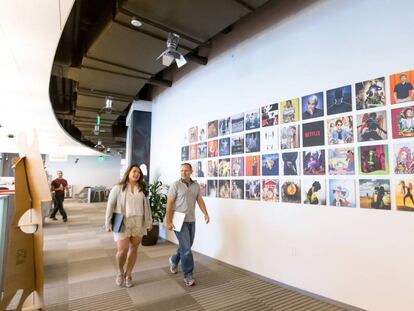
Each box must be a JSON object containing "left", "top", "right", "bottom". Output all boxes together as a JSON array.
[
  {"left": 105, "top": 164, "right": 152, "bottom": 288},
  {"left": 50, "top": 170, "right": 68, "bottom": 222},
  {"left": 165, "top": 163, "right": 210, "bottom": 287}
]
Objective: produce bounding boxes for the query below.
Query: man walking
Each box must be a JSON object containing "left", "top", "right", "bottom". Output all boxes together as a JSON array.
[
  {"left": 165, "top": 163, "right": 209, "bottom": 286},
  {"left": 50, "top": 170, "right": 68, "bottom": 222}
]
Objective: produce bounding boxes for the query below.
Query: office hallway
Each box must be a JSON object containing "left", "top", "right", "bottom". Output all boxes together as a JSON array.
[{"left": 43, "top": 200, "right": 351, "bottom": 311}]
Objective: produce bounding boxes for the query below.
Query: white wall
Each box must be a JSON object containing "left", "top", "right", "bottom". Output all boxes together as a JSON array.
[
  {"left": 150, "top": 1, "right": 414, "bottom": 310},
  {"left": 45, "top": 155, "right": 122, "bottom": 193}
]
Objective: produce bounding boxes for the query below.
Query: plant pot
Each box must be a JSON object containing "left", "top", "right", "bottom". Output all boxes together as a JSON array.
[{"left": 141, "top": 224, "right": 159, "bottom": 246}]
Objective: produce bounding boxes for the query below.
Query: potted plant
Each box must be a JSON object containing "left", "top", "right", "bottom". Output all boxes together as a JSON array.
[{"left": 141, "top": 180, "right": 167, "bottom": 246}]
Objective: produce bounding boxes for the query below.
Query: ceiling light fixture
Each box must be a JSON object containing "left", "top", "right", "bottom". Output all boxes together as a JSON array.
[
  {"left": 101, "top": 96, "right": 113, "bottom": 113},
  {"left": 156, "top": 32, "right": 187, "bottom": 68},
  {"left": 131, "top": 17, "right": 142, "bottom": 27},
  {"left": 94, "top": 140, "right": 105, "bottom": 151}
]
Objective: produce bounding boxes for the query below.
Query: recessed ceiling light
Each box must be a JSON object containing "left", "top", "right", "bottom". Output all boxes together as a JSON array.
[{"left": 131, "top": 17, "right": 142, "bottom": 27}]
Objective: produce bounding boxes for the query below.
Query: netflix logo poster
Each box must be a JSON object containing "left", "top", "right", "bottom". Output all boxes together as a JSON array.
[{"left": 302, "top": 121, "right": 325, "bottom": 147}]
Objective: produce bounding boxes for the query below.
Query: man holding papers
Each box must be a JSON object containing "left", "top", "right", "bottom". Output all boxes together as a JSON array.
[{"left": 166, "top": 163, "right": 210, "bottom": 287}]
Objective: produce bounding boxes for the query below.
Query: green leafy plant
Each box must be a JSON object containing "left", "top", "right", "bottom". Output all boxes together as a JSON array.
[{"left": 148, "top": 180, "right": 168, "bottom": 223}]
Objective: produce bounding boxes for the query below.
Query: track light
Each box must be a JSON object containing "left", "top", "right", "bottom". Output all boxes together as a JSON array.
[
  {"left": 101, "top": 96, "right": 113, "bottom": 113},
  {"left": 156, "top": 33, "right": 187, "bottom": 68},
  {"left": 94, "top": 140, "right": 105, "bottom": 151}
]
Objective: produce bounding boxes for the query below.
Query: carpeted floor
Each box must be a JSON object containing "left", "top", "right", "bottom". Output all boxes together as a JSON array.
[{"left": 43, "top": 200, "right": 352, "bottom": 311}]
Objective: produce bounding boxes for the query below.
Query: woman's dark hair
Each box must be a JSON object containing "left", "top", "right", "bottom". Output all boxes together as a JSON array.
[{"left": 118, "top": 164, "right": 148, "bottom": 196}]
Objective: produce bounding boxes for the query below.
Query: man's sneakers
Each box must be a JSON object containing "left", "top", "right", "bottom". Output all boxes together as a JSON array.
[
  {"left": 168, "top": 256, "right": 178, "bottom": 274},
  {"left": 50, "top": 217, "right": 58, "bottom": 221},
  {"left": 184, "top": 276, "right": 196, "bottom": 287}
]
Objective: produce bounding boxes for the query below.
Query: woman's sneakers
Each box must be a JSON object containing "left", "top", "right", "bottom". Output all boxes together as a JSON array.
[
  {"left": 125, "top": 276, "right": 133, "bottom": 288},
  {"left": 184, "top": 276, "right": 196, "bottom": 287},
  {"left": 115, "top": 272, "right": 124, "bottom": 287}
]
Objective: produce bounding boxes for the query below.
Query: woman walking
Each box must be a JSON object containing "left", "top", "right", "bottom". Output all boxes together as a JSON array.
[{"left": 105, "top": 164, "right": 152, "bottom": 288}]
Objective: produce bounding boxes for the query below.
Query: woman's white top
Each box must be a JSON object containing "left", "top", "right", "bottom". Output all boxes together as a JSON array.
[{"left": 125, "top": 184, "right": 145, "bottom": 217}]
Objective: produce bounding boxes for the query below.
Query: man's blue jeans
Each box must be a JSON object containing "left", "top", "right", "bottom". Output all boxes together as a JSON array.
[{"left": 171, "top": 222, "right": 195, "bottom": 278}]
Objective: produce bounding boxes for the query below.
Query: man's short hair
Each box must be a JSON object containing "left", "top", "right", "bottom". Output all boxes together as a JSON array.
[
  {"left": 400, "top": 73, "right": 407, "bottom": 79},
  {"left": 181, "top": 163, "right": 193, "bottom": 170}
]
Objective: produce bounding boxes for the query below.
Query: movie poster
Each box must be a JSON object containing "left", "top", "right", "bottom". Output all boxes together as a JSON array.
[
  {"left": 245, "top": 131, "right": 260, "bottom": 153},
  {"left": 231, "top": 134, "right": 244, "bottom": 155},
  {"left": 303, "top": 149, "right": 325, "bottom": 175},
  {"left": 282, "top": 152, "right": 299, "bottom": 176},
  {"left": 302, "top": 121, "right": 325, "bottom": 147},
  {"left": 391, "top": 106, "right": 414, "bottom": 139},
  {"left": 218, "top": 158, "right": 231, "bottom": 177},
  {"left": 199, "top": 180, "right": 207, "bottom": 196},
  {"left": 262, "top": 179, "right": 279, "bottom": 202},
  {"left": 261, "top": 103, "right": 278, "bottom": 127},
  {"left": 196, "top": 160, "right": 206, "bottom": 178},
  {"left": 198, "top": 123, "right": 207, "bottom": 141},
  {"left": 208, "top": 120, "right": 218, "bottom": 138},
  {"left": 189, "top": 126, "right": 198, "bottom": 143},
  {"left": 245, "top": 109, "right": 260, "bottom": 130},
  {"left": 190, "top": 162, "right": 197, "bottom": 178},
  {"left": 207, "top": 159, "right": 218, "bottom": 177},
  {"left": 246, "top": 155, "right": 261, "bottom": 176},
  {"left": 261, "top": 127, "right": 278, "bottom": 152},
  {"left": 261, "top": 153, "right": 279, "bottom": 176},
  {"left": 302, "top": 92, "right": 324, "bottom": 120},
  {"left": 355, "top": 77, "right": 386, "bottom": 110},
  {"left": 245, "top": 179, "right": 261, "bottom": 200},
  {"left": 327, "top": 116, "right": 354, "bottom": 145},
  {"left": 207, "top": 140, "right": 218, "bottom": 158},
  {"left": 219, "top": 117, "right": 231, "bottom": 136},
  {"left": 390, "top": 70, "right": 414, "bottom": 104},
  {"left": 302, "top": 178, "right": 326, "bottom": 205},
  {"left": 219, "top": 180, "right": 231, "bottom": 199},
  {"left": 359, "top": 179, "right": 391, "bottom": 210},
  {"left": 280, "top": 125, "right": 300, "bottom": 149},
  {"left": 181, "top": 146, "right": 189, "bottom": 161},
  {"left": 281, "top": 179, "right": 301, "bottom": 203},
  {"left": 394, "top": 142, "right": 414, "bottom": 174},
  {"left": 189, "top": 144, "right": 197, "bottom": 160},
  {"left": 359, "top": 144, "right": 389, "bottom": 175},
  {"left": 326, "top": 85, "right": 352, "bottom": 115},
  {"left": 396, "top": 179, "right": 414, "bottom": 211},
  {"left": 183, "top": 131, "right": 189, "bottom": 145},
  {"left": 356, "top": 111, "right": 387, "bottom": 142},
  {"left": 207, "top": 180, "right": 217, "bottom": 197},
  {"left": 197, "top": 142, "right": 207, "bottom": 159},
  {"left": 231, "top": 157, "right": 244, "bottom": 177},
  {"left": 219, "top": 137, "right": 230, "bottom": 156},
  {"left": 231, "top": 113, "right": 244, "bottom": 133},
  {"left": 328, "top": 179, "right": 355, "bottom": 207},
  {"left": 280, "top": 98, "right": 300, "bottom": 123},
  {"left": 328, "top": 148, "right": 355, "bottom": 175},
  {"left": 230, "top": 180, "right": 244, "bottom": 199}
]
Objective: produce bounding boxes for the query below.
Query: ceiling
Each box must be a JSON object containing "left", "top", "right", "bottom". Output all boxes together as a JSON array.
[{"left": 50, "top": 0, "right": 271, "bottom": 154}]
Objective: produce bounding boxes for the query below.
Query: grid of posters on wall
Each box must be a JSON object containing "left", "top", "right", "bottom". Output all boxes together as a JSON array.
[{"left": 181, "top": 69, "right": 414, "bottom": 212}]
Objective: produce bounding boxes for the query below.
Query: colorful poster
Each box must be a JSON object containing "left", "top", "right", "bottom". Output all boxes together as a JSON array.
[
  {"left": 207, "top": 140, "right": 218, "bottom": 157},
  {"left": 197, "top": 142, "right": 207, "bottom": 159},
  {"left": 396, "top": 179, "right": 414, "bottom": 211},
  {"left": 261, "top": 127, "right": 278, "bottom": 152},
  {"left": 245, "top": 179, "right": 261, "bottom": 200},
  {"left": 281, "top": 180, "right": 301, "bottom": 203},
  {"left": 280, "top": 98, "right": 300, "bottom": 123},
  {"left": 208, "top": 120, "right": 218, "bottom": 138},
  {"left": 261, "top": 103, "right": 278, "bottom": 127},
  {"left": 282, "top": 152, "right": 299, "bottom": 176},
  {"left": 218, "top": 158, "right": 231, "bottom": 177},
  {"left": 302, "top": 92, "right": 324, "bottom": 119},
  {"left": 391, "top": 106, "right": 414, "bottom": 139},
  {"left": 219, "top": 137, "right": 230, "bottom": 156},
  {"left": 189, "top": 144, "right": 197, "bottom": 160},
  {"left": 326, "top": 85, "right": 352, "bottom": 115},
  {"left": 328, "top": 148, "right": 355, "bottom": 175},
  {"left": 219, "top": 117, "right": 231, "bottom": 136},
  {"left": 245, "top": 131, "right": 260, "bottom": 153},
  {"left": 303, "top": 149, "right": 325, "bottom": 175},
  {"left": 231, "top": 157, "right": 244, "bottom": 177},
  {"left": 207, "top": 180, "right": 217, "bottom": 197},
  {"left": 359, "top": 144, "right": 389, "bottom": 175},
  {"left": 262, "top": 153, "right": 279, "bottom": 176},
  {"left": 196, "top": 160, "right": 206, "bottom": 178},
  {"left": 181, "top": 146, "right": 189, "bottom": 161},
  {"left": 280, "top": 125, "right": 300, "bottom": 149},
  {"left": 356, "top": 111, "right": 387, "bottom": 142},
  {"left": 303, "top": 179, "right": 326, "bottom": 205},
  {"left": 328, "top": 179, "right": 355, "bottom": 207},
  {"left": 246, "top": 155, "right": 260, "bottom": 176},
  {"left": 199, "top": 181, "right": 206, "bottom": 196},
  {"left": 245, "top": 109, "right": 260, "bottom": 130},
  {"left": 207, "top": 159, "right": 218, "bottom": 177},
  {"left": 198, "top": 123, "right": 207, "bottom": 141},
  {"left": 231, "top": 113, "right": 244, "bottom": 133},
  {"left": 327, "top": 116, "right": 353, "bottom": 145},
  {"left": 189, "top": 126, "right": 198, "bottom": 143},
  {"left": 355, "top": 77, "right": 386, "bottom": 110},
  {"left": 230, "top": 180, "right": 244, "bottom": 199},
  {"left": 262, "top": 179, "right": 279, "bottom": 202},
  {"left": 390, "top": 70, "right": 414, "bottom": 104},
  {"left": 231, "top": 134, "right": 244, "bottom": 155},
  {"left": 218, "top": 180, "right": 230, "bottom": 199},
  {"left": 394, "top": 142, "right": 414, "bottom": 174},
  {"left": 302, "top": 121, "right": 325, "bottom": 147},
  {"left": 359, "top": 179, "right": 391, "bottom": 210}
]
